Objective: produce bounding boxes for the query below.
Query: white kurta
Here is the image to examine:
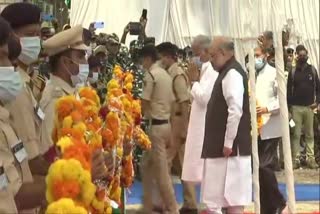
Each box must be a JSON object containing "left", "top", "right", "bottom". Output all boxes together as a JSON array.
[
  {"left": 182, "top": 62, "right": 218, "bottom": 183},
  {"left": 201, "top": 69, "right": 252, "bottom": 209},
  {"left": 256, "top": 63, "right": 281, "bottom": 140}
]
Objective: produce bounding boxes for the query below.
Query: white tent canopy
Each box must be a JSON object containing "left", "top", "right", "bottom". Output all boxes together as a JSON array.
[
  {"left": 71, "top": 0, "right": 319, "bottom": 213},
  {"left": 71, "top": 0, "right": 319, "bottom": 71}
]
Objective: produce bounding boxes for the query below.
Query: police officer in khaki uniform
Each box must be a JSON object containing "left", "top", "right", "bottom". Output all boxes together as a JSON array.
[
  {"left": 1, "top": 3, "right": 49, "bottom": 176},
  {"left": 0, "top": 16, "right": 46, "bottom": 213},
  {"left": 40, "top": 25, "right": 91, "bottom": 163},
  {"left": 157, "top": 42, "right": 197, "bottom": 214},
  {"left": 139, "top": 45, "right": 179, "bottom": 214}
]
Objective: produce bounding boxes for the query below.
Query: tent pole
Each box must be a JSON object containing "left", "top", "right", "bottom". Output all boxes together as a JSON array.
[
  {"left": 274, "top": 30, "right": 296, "bottom": 213},
  {"left": 247, "top": 44, "right": 260, "bottom": 213}
]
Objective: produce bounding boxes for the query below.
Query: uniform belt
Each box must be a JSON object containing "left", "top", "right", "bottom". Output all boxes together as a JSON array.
[{"left": 151, "top": 119, "right": 169, "bottom": 125}]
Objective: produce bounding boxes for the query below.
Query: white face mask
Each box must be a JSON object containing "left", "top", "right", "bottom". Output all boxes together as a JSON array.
[
  {"left": 255, "top": 57, "right": 266, "bottom": 70},
  {"left": 70, "top": 64, "right": 89, "bottom": 87},
  {"left": 0, "top": 67, "right": 23, "bottom": 102},
  {"left": 19, "top": 37, "right": 41, "bottom": 65},
  {"left": 88, "top": 72, "right": 99, "bottom": 84}
]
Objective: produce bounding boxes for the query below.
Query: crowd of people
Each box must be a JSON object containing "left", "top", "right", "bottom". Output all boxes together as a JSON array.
[{"left": 0, "top": 1, "right": 319, "bottom": 214}]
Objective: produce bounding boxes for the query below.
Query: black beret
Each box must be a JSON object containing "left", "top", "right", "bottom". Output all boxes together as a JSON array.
[
  {"left": 0, "top": 16, "right": 11, "bottom": 46},
  {"left": 88, "top": 55, "right": 102, "bottom": 69},
  {"left": 1, "top": 3, "right": 41, "bottom": 29},
  {"left": 8, "top": 35, "right": 21, "bottom": 61},
  {"left": 156, "top": 42, "right": 178, "bottom": 57}
]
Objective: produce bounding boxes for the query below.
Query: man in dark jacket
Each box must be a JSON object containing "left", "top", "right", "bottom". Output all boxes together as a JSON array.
[
  {"left": 287, "top": 45, "right": 320, "bottom": 169},
  {"left": 201, "top": 37, "right": 252, "bottom": 214}
]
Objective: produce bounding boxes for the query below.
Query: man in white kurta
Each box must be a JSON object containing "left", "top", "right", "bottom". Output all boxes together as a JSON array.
[
  {"left": 182, "top": 36, "right": 218, "bottom": 183},
  {"left": 255, "top": 46, "right": 287, "bottom": 214},
  {"left": 201, "top": 37, "right": 252, "bottom": 214}
]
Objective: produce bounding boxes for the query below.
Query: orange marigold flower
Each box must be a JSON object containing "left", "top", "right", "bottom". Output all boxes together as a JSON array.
[
  {"left": 63, "top": 142, "right": 92, "bottom": 170},
  {"left": 79, "top": 87, "right": 100, "bottom": 106},
  {"left": 71, "top": 111, "right": 83, "bottom": 123},
  {"left": 52, "top": 179, "right": 81, "bottom": 200}
]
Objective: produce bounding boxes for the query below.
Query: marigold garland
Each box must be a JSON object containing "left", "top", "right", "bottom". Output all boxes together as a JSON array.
[
  {"left": 256, "top": 100, "right": 264, "bottom": 134},
  {"left": 46, "top": 64, "right": 151, "bottom": 213},
  {"left": 46, "top": 198, "right": 87, "bottom": 214},
  {"left": 99, "top": 65, "right": 151, "bottom": 207}
]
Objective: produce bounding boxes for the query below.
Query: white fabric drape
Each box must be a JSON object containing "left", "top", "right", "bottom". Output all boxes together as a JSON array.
[
  {"left": 70, "top": 0, "right": 319, "bottom": 212},
  {"left": 70, "top": 0, "right": 319, "bottom": 71},
  {"left": 70, "top": 0, "right": 169, "bottom": 46}
]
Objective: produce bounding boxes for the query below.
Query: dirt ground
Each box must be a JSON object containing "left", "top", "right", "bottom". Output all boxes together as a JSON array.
[
  {"left": 276, "top": 168, "right": 320, "bottom": 184},
  {"left": 126, "top": 169, "right": 320, "bottom": 213},
  {"left": 125, "top": 202, "right": 320, "bottom": 213}
]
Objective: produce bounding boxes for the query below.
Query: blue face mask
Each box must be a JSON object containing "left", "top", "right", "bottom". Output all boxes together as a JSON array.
[
  {"left": 255, "top": 57, "right": 266, "bottom": 70},
  {"left": 192, "top": 56, "right": 203, "bottom": 70},
  {"left": 0, "top": 67, "right": 23, "bottom": 102}
]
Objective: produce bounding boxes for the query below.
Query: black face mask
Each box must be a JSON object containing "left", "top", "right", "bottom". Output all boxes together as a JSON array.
[{"left": 298, "top": 56, "right": 308, "bottom": 64}]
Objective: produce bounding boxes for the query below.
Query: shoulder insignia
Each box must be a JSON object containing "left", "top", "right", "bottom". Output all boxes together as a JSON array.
[
  {"left": 52, "top": 87, "right": 64, "bottom": 98},
  {"left": 147, "top": 71, "right": 155, "bottom": 81}
]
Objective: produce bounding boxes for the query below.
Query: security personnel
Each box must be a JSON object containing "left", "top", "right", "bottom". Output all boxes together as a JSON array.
[
  {"left": 139, "top": 45, "right": 179, "bottom": 214},
  {"left": 0, "top": 16, "right": 46, "bottom": 213},
  {"left": 157, "top": 42, "right": 197, "bottom": 214},
  {"left": 40, "top": 25, "right": 90, "bottom": 163},
  {"left": 1, "top": 2, "right": 49, "bottom": 176}
]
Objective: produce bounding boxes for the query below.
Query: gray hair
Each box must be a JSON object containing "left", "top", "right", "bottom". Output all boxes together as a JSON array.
[
  {"left": 220, "top": 40, "right": 234, "bottom": 51},
  {"left": 193, "top": 35, "right": 211, "bottom": 50}
]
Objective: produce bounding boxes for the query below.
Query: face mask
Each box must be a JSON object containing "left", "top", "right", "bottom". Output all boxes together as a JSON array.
[
  {"left": 192, "top": 56, "right": 203, "bottom": 69},
  {"left": 0, "top": 67, "right": 23, "bottom": 102},
  {"left": 70, "top": 64, "right": 89, "bottom": 87},
  {"left": 88, "top": 72, "right": 99, "bottom": 84},
  {"left": 100, "top": 60, "right": 107, "bottom": 67},
  {"left": 19, "top": 37, "right": 41, "bottom": 65},
  {"left": 255, "top": 57, "right": 266, "bottom": 70},
  {"left": 298, "top": 56, "right": 308, "bottom": 64}
]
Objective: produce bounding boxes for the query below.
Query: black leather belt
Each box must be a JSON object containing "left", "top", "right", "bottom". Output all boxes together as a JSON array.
[{"left": 151, "top": 119, "right": 169, "bottom": 125}]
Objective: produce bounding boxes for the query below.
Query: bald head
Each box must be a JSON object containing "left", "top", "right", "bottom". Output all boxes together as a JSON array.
[{"left": 209, "top": 36, "right": 235, "bottom": 71}]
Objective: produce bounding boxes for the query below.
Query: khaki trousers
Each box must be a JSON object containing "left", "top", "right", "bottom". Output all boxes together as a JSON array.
[
  {"left": 141, "top": 123, "right": 179, "bottom": 214},
  {"left": 167, "top": 123, "right": 197, "bottom": 209},
  {"left": 291, "top": 106, "right": 315, "bottom": 161}
]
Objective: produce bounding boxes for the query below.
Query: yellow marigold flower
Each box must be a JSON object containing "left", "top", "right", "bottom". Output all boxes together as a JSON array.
[
  {"left": 91, "top": 197, "right": 105, "bottom": 213},
  {"left": 78, "top": 170, "right": 91, "bottom": 185},
  {"left": 106, "top": 206, "right": 112, "bottom": 214},
  {"left": 62, "top": 116, "right": 73, "bottom": 128},
  {"left": 81, "top": 182, "right": 96, "bottom": 206},
  {"left": 125, "top": 82, "right": 133, "bottom": 91},
  {"left": 45, "top": 189, "right": 54, "bottom": 204},
  {"left": 46, "top": 198, "right": 87, "bottom": 214},
  {"left": 63, "top": 159, "right": 83, "bottom": 180},
  {"left": 107, "top": 79, "right": 120, "bottom": 90},
  {"left": 73, "top": 122, "right": 87, "bottom": 135},
  {"left": 124, "top": 73, "right": 134, "bottom": 83},
  {"left": 56, "top": 136, "right": 74, "bottom": 153},
  {"left": 116, "top": 147, "right": 123, "bottom": 157}
]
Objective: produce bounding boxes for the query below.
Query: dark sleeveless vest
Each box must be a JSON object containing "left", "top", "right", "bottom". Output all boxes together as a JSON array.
[{"left": 201, "top": 57, "right": 251, "bottom": 158}]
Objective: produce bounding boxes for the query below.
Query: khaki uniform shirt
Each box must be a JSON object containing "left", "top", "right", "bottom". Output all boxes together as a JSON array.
[
  {"left": 167, "top": 63, "right": 190, "bottom": 138},
  {"left": 40, "top": 75, "right": 75, "bottom": 154},
  {"left": 6, "top": 67, "right": 43, "bottom": 160},
  {"left": 142, "top": 63, "right": 174, "bottom": 120},
  {"left": 0, "top": 105, "right": 33, "bottom": 213}
]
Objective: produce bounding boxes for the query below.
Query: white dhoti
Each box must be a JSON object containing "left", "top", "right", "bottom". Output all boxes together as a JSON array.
[
  {"left": 182, "top": 62, "right": 218, "bottom": 183},
  {"left": 201, "top": 155, "right": 252, "bottom": 208}
]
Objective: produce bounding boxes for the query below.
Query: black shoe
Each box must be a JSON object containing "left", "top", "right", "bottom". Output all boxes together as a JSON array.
[
  {"left": 280, "top": 161, "right": 285, "bottom": 169},
  {"left": 179, "top": 207, "right": 198, "bottom": 214},
  {"left": 292, "top": 160, "right": 300, "bottom": 170},
  {"left": 275, "top": 204, "right": 287, "bottom": 214},
  {"left": 307, "top": 159, "right": 319, "bottom": 169}
]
